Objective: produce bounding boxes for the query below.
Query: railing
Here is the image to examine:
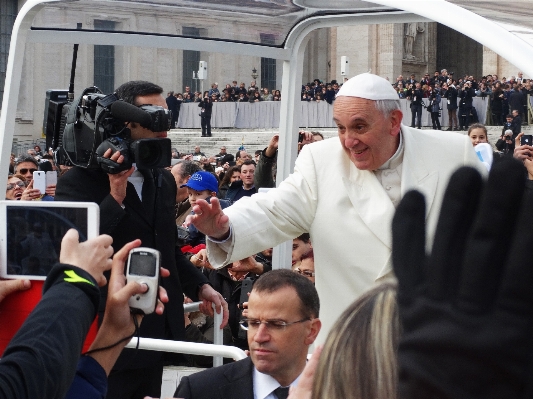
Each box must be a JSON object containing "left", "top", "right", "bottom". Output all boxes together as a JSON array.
[
  {"left": 176, "top": 98, "right": 492, "bottom": 129},
  {"left": 125, "top": 302, "right": 245, "bottom": 367}
]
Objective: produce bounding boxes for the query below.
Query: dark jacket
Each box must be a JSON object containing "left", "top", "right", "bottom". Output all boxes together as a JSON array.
[
  {"left": 254, "top": 148, "right": 277, "bottom": 189},
  {"left": 509, "top": 90, "right": 526, "bottom": 115},
  {"left": 428, "top": 93, "right": 441, "bottom": 113},
  {"left": 444, "top": 86, "right": 458, "bottom": 110},
  {"left": 409, "top": 89, "right": 424, "bottom": 105},
  {"left": 495, "top": 137, "right": 515, "bottom": 155},
  {"left": 225, "top": 180, "right": 257, "bottom": 203},
  {"left": 175, "top": 356, "right": 255, "bottom": 399},
  {"left": 56, "top": 167, "right": 208, "bottom": 370},
  {"left": 0, "top": 264, "right": 99, "bottom": 399},
  {"left": 199, "top": 98, "right": 213, "bottom": 117},
  {"left": 460, "top": 87, "right": 475, "bottom": 107}
]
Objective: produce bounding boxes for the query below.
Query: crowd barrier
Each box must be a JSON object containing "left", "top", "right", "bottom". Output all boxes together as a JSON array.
[
  {"left": 176, "top": 98, "right": 490, "bottom": 129},
  {"left": 124, "top": 302, "right": 239, "bottom": 367}
]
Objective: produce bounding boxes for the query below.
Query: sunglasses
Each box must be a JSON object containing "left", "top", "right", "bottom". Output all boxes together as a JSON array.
[
  {"left": 18, "top": 168, "right": 37, "bottom": 175},
  {"left": 295, "top": 268, "right": 315, "bottom": 277},
  {"left": 6, "top": 181, "right": 26, "bottom": 190}
]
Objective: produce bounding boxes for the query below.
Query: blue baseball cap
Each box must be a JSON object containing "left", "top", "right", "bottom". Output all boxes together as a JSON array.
[{"left": 181, "top": 171, "right": 218, "bottom": 193}]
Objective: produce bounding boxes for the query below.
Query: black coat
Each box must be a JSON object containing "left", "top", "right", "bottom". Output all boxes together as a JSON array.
[
  {"left": 444, "top": 87, "right": 458, "bottom": 110},
  {"left": 175, "top": 356, "right": 254, "bottom": 399},
  {"left": 56, "top": 167, "right": 208, "bottom": 369},
  {"left": 509, "top": 90, "right": 526, "bottom": 114},
  {"left": 460, "top": 88, "right": 474, "bottom": 107},
  {"left": 199, "top": 99, "right": 213, "bottom": 117}
]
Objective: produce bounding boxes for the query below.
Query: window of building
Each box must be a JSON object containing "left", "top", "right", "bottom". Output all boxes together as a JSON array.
[
  {"left": 94, "top": 20, "right": 116, "bottom": 94},
  {"left": 0, "top": 0, "right": 17, "bottom": 109},
  {"left": 260, "top": 33, "right": 277, "bottom": 91},
  {"left": 182, "top": 27, "right": 201, "bottom": 94}
]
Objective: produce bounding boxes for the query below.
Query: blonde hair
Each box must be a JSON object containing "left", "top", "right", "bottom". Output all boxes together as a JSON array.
[{"left": 312, "top": 281, "right": 399, "bottom": 399}]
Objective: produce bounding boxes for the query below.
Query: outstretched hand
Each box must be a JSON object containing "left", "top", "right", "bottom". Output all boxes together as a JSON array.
[
  {"left": 190, "top": 198, "right": 230, "bottom": 240},
  {"left": 393, "top": 159, "right": 533, "bottom": 398}
]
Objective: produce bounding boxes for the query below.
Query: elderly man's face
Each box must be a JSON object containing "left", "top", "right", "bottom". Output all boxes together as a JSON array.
[{"left": 333, "top": 97, "right": 402, "bottom": 171}]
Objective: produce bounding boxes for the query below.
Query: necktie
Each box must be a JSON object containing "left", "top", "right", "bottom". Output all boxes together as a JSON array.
[
  {"left": 273, "top": 386, "right": 290, "bottom": 399},
  {"left": 140, "top": 168, "right": 155, "bottom": 222}
]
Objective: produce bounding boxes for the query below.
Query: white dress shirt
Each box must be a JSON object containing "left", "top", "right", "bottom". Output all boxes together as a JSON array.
[{"left": 253, "top": 367, "right": 300, "bottom": 399}]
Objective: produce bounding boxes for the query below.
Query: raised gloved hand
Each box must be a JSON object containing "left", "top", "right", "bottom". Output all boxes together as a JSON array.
[{"left": 393, "top": 159, "right": 533, "bottom": 399}]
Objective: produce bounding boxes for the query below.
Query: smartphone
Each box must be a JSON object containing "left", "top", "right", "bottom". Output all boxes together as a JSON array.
[
  {"left": 46, "top": 171, "right": 57, "bottom": 187},
  {"left": 520, "top": 135, "right": 533, "bottom": 146},
  {"left": 32, "top": 171, "right": 46, "bottom": 194},
  {"left": 126, "top": 248, "right": 160, "bottom": 315},
  {"left": 238, "top": 277, "right": 254, "bottom": 339}
]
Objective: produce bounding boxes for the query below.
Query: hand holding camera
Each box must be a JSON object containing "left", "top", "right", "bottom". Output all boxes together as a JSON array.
[
  {"left": 103, "top": 148, "right": 135, "bottom": 206},
  {"left": 87, "top": 240, "right": 169, "bottom": 375},
  {"left": 126, "top": 247, "right": 162, "bottom": 315},
  {"left": 513, "top": 133, "right": 533, "bottom": 163}
]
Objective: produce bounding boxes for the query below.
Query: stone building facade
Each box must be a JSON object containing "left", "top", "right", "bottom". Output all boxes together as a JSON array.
[{"left": 0, "top": 0, "right": 525, "bottom": 142}]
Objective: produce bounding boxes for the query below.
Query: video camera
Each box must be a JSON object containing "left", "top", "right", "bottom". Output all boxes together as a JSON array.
[{"left": 48, "top": 86, "right": 172, "bottom": 174}]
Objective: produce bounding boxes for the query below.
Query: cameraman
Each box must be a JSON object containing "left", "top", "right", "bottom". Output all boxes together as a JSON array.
[
  {"left": 199, "top": 91, "right": 213, "bottom": 137},
  {"left": 428, "top": 88, "right": 442, "bottom": 130},
  {"left": 408, "top": 82, "right": 424, "bottom": 129},
  {"left": 459, "top": 81, "right": 475, "bottom": 130},
  {"left": 443, "top": 81, "right": 459, "bottom": 131},
  {"left": 496, "top": 129, "right": 515, "bottom": 156},
  {"left": 55, "top": 80, "right": 228, "bottom": 399}
]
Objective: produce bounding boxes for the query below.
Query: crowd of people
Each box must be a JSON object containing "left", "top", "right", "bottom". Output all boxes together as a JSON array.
[
  {"left": 3, "top": 72, "right": 533, "bottom": 399},
  {"left": 393, "top": 69, "right": 531, "bottom": 129}
]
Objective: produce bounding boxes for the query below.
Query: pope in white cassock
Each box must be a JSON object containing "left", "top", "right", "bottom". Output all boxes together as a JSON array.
[{"left": 189, "top": 73, "right": 486, "bottom": 342}]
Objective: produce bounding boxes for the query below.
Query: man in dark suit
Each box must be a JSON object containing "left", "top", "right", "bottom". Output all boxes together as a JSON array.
[
  {"left": 174, "top": 269, "right": 322, "bottom": 399},
  {"left": 166, "top": 91, "right": 180, "bottom": 129},
  {"left": 55, "top": 80, "right": 228, "bottom": 399},
  {"left": 409, "top": 82, "right": 424, "bottom": 129}
]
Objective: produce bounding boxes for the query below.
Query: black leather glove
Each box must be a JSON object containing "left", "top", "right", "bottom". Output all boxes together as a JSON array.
[{"left": 393, "top": 159, "right": 533, "bottom": 399}]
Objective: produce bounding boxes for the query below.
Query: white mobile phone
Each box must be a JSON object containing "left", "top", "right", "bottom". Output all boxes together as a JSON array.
[
  {"left": 0, "top": 201, "right": 99, "bottom": 280},
  {"left": 46, "top": 171, "right": 57, "bottom": 186},
  {"left": 33, "top": 171, "right": 46, "bottom": 194},
  {"left": 126, "top": 247, "right": 160, "bottom": 315}
]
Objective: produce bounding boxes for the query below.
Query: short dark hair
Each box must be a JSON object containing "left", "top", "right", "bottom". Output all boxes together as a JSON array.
[
  {"left": 242, "top": 159, "right": 256, "bottom": 167},
  {"left": 255, "top": 150, "right": 262, "bottom": 156},
  {"left": 253, "top": 269, "right": 320, "bottom": 318},
  {"left": 175, "top": 160, "right": 201, "bottom": 179},
  {"left": 14, "top": 156, "right": 38, "bottom": 171},
  {"left": 297, "top": 233, "right": 311, "bottom": 243},
  {"left": 311, "top": 132, "right": 324, "bottom": 140},
  {"left": 115, "top": 81, "right": 164, "bottom": 106}
]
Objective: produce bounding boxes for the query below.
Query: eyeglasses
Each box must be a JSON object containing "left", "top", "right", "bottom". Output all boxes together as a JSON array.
[
  {"left": 295, "top": 268, "right": 315, "bottom": 278},
  {"left": 18, "top": 168, "right": 37, "bottom": 175},
  {"left": 239, "top": 318, "right": 311, "bottom": 331},
  {"left": 6, "top": 181, "right": 26, "bottom": 190}
]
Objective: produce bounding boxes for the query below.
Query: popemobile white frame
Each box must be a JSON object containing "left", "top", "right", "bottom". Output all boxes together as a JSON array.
[{"left": 2, "top": 0, "right": 533, "bottom": 278}]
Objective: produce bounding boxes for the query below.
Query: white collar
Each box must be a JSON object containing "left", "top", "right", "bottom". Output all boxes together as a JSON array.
[
  {"left": 377, "top": 131, "right": 404, "bottom": 171},
  {"left": 253, "top": 367, "right": 300, "bottom": 399}
]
